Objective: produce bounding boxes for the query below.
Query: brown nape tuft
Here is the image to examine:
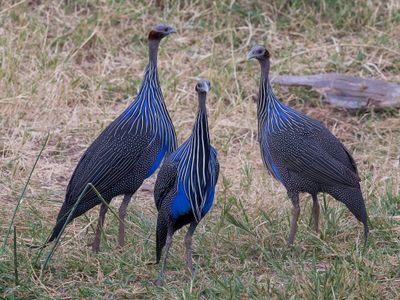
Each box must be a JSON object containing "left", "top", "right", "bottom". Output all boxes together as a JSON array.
[
  {"left": 148, "top": 30, "right": 164, "bottom": 40},
  {"left": 264, "top": 49, "right": 270, "bottom": 59}
]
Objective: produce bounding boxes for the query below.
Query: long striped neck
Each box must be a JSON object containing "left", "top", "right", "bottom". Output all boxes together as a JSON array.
[
  {"left": 188, "top": 92, "right": 211, "bottom": 222},
  {"left": 138, "top": 37, "right": 161, "bottom": 90},
  {"left": 114, "top": 38, "right": 177, "bottom": 153},
  {"left": 191, "top": 92, "right": 211, "bottom": 159},
  {"left": 257, "top": 59, "right": 274, "bottom": 123},
  {"left": 126, "top": 37, "right": 162, "bottom": 107},
  {"left": 141, "top": 38, "right": 160, "bottom": 85},
  {"left": 174, "top": 92, "right": 211, "bottom": 223},
  {"left": 148, "top": 38, "right": 160, "bottom": 65},
  {"left": 187, "top": 92, "right": 211, "bottom": 185},
  {"left": 257, "top": 59, "right": 314, "bottom": 133}
]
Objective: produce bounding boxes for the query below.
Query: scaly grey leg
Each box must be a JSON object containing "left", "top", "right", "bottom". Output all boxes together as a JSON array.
[
  {"left": 288, "top": 192, "right": 300, "bottom": 246},
  {"left": 311, "top": 193, "right": 320, "bottom": 234},
  {"left": 118, "top": 193, "right": 134, "bottom": 249},
  {"left": 92, "top": 203, "right": 108, "bottom": 253},
  {"left": 184, "top": 221, "right": 198, "bottom": 275}
]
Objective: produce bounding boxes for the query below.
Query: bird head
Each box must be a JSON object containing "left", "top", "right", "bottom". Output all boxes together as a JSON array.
[
  {"left": 195, "top": 79, "right": 211, "bottom": 94},
  {"left": 247, "top": 45, "right": 270, "bottom": 61},
  {"left": 148, "top": 24, "right": 177, "bottom": 40}
]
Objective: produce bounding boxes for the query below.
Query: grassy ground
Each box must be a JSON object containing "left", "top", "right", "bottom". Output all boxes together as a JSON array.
[{"left": 1, "top": 0, "right": 399, "bottom": 299}]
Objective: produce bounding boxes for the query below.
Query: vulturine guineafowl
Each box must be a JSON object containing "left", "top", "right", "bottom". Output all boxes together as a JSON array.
[
  {"left": 247, "top": 45, "right": 368, "bottom": 245},
  {"left": 48, "top": 24, "right": 177, "bottom": 252},
  {"left": 153, "top": 79, "right": 219, "bottom": 285}
]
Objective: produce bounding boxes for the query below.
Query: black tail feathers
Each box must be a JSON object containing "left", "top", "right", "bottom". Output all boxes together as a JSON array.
[
  {"left": 48, "top": 219, "right": 66, "bottom": 244},
  {"left": 155, "top": 215, "right": 168, "bottom": 264},
  {"left": 47, "top": 201, "right": 72, "bottom": 244},
  {"left": 326, "top": 186, "right": 369, "bottom": 243}
]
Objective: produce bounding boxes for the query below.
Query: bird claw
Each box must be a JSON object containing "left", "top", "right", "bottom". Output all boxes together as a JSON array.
[
  {"left": 187, "top": 265, "right": 195, "bottom": 276},
  {"left": 90, "top": 243, "right": 100, "bottom": 254},
  {"left": 146, "top": 261, "right": 158, "bottom": 266},
  {"left": 153, "top": 278, "right": 163, "bottom": 287},
  {"left": 189, "top": 267, "right": 197, "bottom": 282}
]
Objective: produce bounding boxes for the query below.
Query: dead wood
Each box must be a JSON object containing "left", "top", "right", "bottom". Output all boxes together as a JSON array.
[{"left": 271, "top": 73, "right": 400, "bottom": 109}]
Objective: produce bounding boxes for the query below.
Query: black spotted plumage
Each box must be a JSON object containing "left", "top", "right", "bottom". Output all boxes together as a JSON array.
[
  {"left": 152, "top": 79, "right": 219, "bottom": 285},
  {"left": 247, "top": 45, "right": 368, "bottom": 245},
  {"left": 48, "top": 24, "right": 177, "bottom": 251}
]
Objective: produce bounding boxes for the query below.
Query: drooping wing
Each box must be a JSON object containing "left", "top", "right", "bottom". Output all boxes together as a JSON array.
[
  {"left": 316, "top": 126, "right": 359, "bottom": 175},
  {"left": 66, "top": 131, "right": 154, "bottom": 204},
  {"left": 341, "top": 144, "right": 358, "bottom": 174},
  {"left": 154, "top": 160, "right": 178, "bottom": 211},
  {"left": 269, "top": 133, "right": 360, "bottom": 188}
]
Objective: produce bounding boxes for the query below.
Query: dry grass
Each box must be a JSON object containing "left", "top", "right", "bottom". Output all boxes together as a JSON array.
[{"left": 1, "top": 0, "right": 399, "bottom": 299}]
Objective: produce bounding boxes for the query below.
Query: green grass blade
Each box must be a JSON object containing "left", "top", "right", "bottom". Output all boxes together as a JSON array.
[
  {"left": 88, "top": 183, "right": 122, "bottom": 223},
  {"left": 40, "top": 182, "right": 123, "bottom": 272},
  {"left": 0, "top": 133, "right": 50, "bottom": 255},
  {"left": 41, "top": 183, "right": 91, "bottom": 272},
  {"left": 13, "top": 225, "right": 19, "bottom": 286}
]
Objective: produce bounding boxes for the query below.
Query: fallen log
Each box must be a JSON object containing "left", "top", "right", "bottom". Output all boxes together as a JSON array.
[{"left": 271, "top": 73, "right": 400, "bottom": 109}]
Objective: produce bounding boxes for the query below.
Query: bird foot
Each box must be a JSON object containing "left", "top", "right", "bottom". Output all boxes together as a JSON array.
[
  {"left": 153, "top": 278, "right": 163, "bottom": 287},
  {"left": 89, "top": 241, "right": 101, "bottom": 253},
  {"left": 188, "top": 267, "right": 197, "bottom": 282},
  {"left": 287, "top": 241, "right": 295, "bottom": 248},
  {"left": 146, "top": 261, "right": 158, "bottom": 266},
  {"left": 116, "top": 244, "right": 125, "bottom": 253}
]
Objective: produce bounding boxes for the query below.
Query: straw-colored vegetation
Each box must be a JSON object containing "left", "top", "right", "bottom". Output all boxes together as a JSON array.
[{"left": 1, "top": 0, "right": 399, "bottom": 298}]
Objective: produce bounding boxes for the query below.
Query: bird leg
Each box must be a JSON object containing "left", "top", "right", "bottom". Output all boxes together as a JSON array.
[
  {"left": 288, "top": 193, "right": 300, "bottom": 246},
  {"left": 311, "top": 193, "right": 320, "bottom": 234},
  {"left": 184, "top": 221, "right": 198, "bottom": 275},
  {"left": 117, "top": 193, "right": 134, "bottom": 249},
  {"left": 92, "top": 203, "right": 108, "bottom": 253},
  {"left": 154, "top": 233, "right": 173, "bottom": 286}
]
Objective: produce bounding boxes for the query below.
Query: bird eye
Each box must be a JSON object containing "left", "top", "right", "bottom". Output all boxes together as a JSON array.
[
  {"left": 164, "top": 28, "right": 168, "bottom": 32},
  {"left": 258, "top": 50, "right": 263, "bottom": 54}
]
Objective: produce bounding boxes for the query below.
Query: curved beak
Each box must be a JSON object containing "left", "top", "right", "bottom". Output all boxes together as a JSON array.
[
  {"left": 247, "top": 51, "right": 255, "bottom": 60},
  {"left": 198, "top": 85, "right": 210, "bottom": 93},
  {"left": 169, "top": 27, "right": 177, "bottom": 34}
]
